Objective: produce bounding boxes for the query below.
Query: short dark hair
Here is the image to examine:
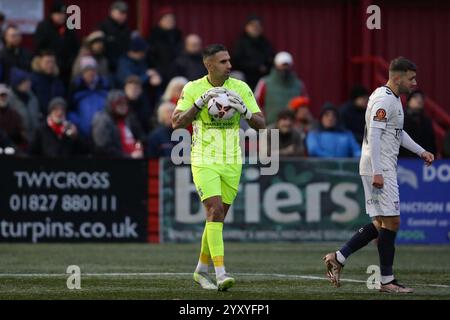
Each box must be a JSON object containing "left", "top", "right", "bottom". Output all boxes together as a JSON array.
[
  {"left": 202, "top": 44, "right": 227, "bottom": 59},
  {"left": 277, "top": 109, "right": 295, "bottom": 121},
  {"left": 407, "top": 89, "right": 425, "bottom": 103},
  {"left": 389, "top": 57, "right": 417, "bottom": 73}
]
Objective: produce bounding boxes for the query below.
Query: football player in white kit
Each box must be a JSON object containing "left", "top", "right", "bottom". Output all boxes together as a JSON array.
[{"left": 323, "top": 57, "right": 434, "bottom": 293}]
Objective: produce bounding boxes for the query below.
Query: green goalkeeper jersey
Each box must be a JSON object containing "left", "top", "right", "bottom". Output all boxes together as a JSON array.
[{"left": 176, "top": 76, "right": 261, "bottom": 166}]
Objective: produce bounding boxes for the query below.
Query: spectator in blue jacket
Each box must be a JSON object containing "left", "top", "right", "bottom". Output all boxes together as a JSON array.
[
  {"left": 306, "top": 103, "right": 361, "bottom": 158},
  {"left": 147, "top": 101, "right": 175, "bottom": 158},
  {"left": 30, "top": 50, "right": 65, "bottom": 115},
  {"left": 115, "top": 36, "right": 162, "bottom": 88},
  {"left": 68, "top": 56, "right": 110, "bottom": 138}
]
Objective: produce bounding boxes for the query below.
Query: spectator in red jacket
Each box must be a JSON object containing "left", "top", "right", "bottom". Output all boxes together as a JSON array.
[{"left": 29, "top": 97, "right": 87, "bottom": 157}]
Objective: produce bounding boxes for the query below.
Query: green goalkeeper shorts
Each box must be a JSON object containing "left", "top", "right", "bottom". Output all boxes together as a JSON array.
[{"left": 192, "top": 164, "right": 242, "bottom": 205}]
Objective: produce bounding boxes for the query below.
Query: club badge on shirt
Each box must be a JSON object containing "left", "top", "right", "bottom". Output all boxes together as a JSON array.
[{"left": 373, "top": 108, "right": 387, "bottom": 122}]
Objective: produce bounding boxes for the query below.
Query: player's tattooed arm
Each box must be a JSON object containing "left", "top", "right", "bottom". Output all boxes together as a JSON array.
[
  {"left": 247, "top": 112, "right": 266, "bottom": 130},
  {"left": 172, "top": 107, "right": 200, "bottom": 129}
]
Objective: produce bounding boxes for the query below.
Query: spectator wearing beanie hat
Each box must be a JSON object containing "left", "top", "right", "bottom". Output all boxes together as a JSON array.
[
  {"left": 306, "top": 102, "right": 361, "bottom": 158},
  {"left": 91, "top": 90, "right": 144, "bottom": 158},
  {"left": 29, "top": 97, "right": 88, "bottom": 157},
  {"left": 71, "top": 30, "right": 110, "bottom": 82},
  {"left": 9, "top": 67, "right": 41, "bottom": 142},
  {"left": 146, "top": 6, "right": 183, "bottom": 86},
  {"left": 124, "top": 75, "right": 153, "bottom": 134},
  {"left": 288, "top": 95, "right": 317, "bottom": 134},
  {"left": 0, "top": 24, "right": 33, "bottom": 83},
  {"left": 98, "top": 1, "right": 131, "bottom": 73},
  {"left": 232, "top": 14, "right": 274, "bottom": 90},
  {"left": 0, "top": 83, "right": 27, "bottom": 150},
  {"left": 68, "top": 55, "right": 110, "bottom": 138},
  {"left": 116, "top": 36, "right": 162, "bottom": 88},
  {"left": 399, "top": 90, "right": 436, "bottom": 158},
  {"left": 339, "top": 85, "right": 369, "bottom": 145},
  {"left": 33, "top": 1, "right": 79, "bottom": 86}
]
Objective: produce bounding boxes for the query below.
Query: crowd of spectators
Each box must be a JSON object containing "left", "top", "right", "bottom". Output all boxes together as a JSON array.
[{"left": 0, "top": 1, "right": 446, "bottom": 159}]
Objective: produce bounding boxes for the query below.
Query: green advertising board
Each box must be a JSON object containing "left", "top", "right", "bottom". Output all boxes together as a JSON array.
[{"left": 160, "top": 158, "right": 370, "bottom": 242}]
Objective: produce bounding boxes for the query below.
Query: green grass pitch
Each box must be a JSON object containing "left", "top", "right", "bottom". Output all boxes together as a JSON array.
[{"left": 0, "top": 242, "right": 449, "bottom": 300}]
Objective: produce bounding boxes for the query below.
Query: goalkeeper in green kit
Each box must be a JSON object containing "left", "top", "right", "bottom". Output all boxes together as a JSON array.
[{"left": 172, "top": 44, "right": 265, "bottom": 291}]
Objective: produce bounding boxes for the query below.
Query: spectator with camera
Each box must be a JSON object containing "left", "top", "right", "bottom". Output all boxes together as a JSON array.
[{"left": 29, "top": 97, "right": 87, "bottom": 157}]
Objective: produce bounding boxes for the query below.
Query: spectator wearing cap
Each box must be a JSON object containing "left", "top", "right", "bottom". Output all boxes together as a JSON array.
[
  {"left": 262, "top": 109, "right": 306, "bottom": 157},
  {"left": 288, "top": 96, "right": 317, "bottom": 134},
  {"left": 68, "top": 56, "right": 110, "bottom": 138},
  {"left": 0, "top": 84, "right": 27, "bottom": 150},
  {"left": 116, "top": 36, "right": 162, "bottom": 88},
  {"left": 9, "top": 68, "right": 41, "bottom": 142},
  {"left": 306, "top": 103, "right": 360, "bottom": 158},
  {"left": 72, "top": 30, "right": 110, "bottom": 82},
  {"left": 232, "top": 14, "right": 274, "bottom": 90},
  {"left": 339, "top": 85, "right": 369, "bottom": 145},
  {"left": 170, "top": 34, "right": 207, "bottom": 81},
  {"left": 399, "top": 90, "right": 437, "bottom": 158},
  {"left": 33, "top": 1, "right": 79, "bottom": 86},
  {"left": 98, "top": 1, "right": 131, "bottom": 73},
  {"left": 29, "top": 97, "right": 87, "bottom": 157},
  {"left": 124, "top": 75, "right": 153, "bottom": 134},
  {"left": 255, "top": 51, "right": 307, "bottom": 126},
  {"left": 0, "top": 25, "right": 32, "bottom": 83},
  {"left": 147, "top": 102, "right": 176, "bottom": 158},
  {"left": 30, "top": 50, "right": 65, "bottom": 115},
  {"left": 147, "top": 6, "right": 183, "bottom": 86},
  {"left": 92, "top": 90, "right": 144, "bottom": 158}
]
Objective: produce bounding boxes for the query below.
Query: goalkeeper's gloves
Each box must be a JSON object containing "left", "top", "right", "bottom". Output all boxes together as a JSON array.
[
  {"left": 227, "top": 91, "right": 252, "bottom": 120},
  {"left": 194, "top": 87, "right": 228, "bottom": 110}
]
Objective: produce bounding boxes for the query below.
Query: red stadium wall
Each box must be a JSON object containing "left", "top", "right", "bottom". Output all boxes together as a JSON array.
[
  {"left": 371, "top": 0, "right": 450, "bottom": 120},
  {"left": 141, "top": 0, "right": 450, "bottom": 116}
]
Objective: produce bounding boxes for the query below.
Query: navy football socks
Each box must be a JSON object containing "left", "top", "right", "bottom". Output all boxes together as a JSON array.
[
  {"left": 377, "top": 228, "right": 397, "bottom": 279},
  {"left": 339, "top": 223, "right": 379, "bottom": 259}
]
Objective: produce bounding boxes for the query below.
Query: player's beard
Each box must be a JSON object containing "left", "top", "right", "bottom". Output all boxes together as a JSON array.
[{"left": 399, "top": 84, "right": 412, "bottom": 95}]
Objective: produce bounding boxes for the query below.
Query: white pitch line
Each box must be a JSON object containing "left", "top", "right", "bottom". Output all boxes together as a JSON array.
[{"left": 0, "top": 272, "right": 449, "bottom": 289}]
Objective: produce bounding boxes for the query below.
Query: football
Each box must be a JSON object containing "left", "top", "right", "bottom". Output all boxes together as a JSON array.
[{"left": 207, "top": 93, "right": 235, "bottom": 120}]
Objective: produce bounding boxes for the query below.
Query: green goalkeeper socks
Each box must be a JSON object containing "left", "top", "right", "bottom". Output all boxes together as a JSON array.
[
  {"left": 195, "top": 223, "right": 211, "bottom": 273},
  {"left": 206, "top": 222, "right": 226, "bottom": 277}
]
